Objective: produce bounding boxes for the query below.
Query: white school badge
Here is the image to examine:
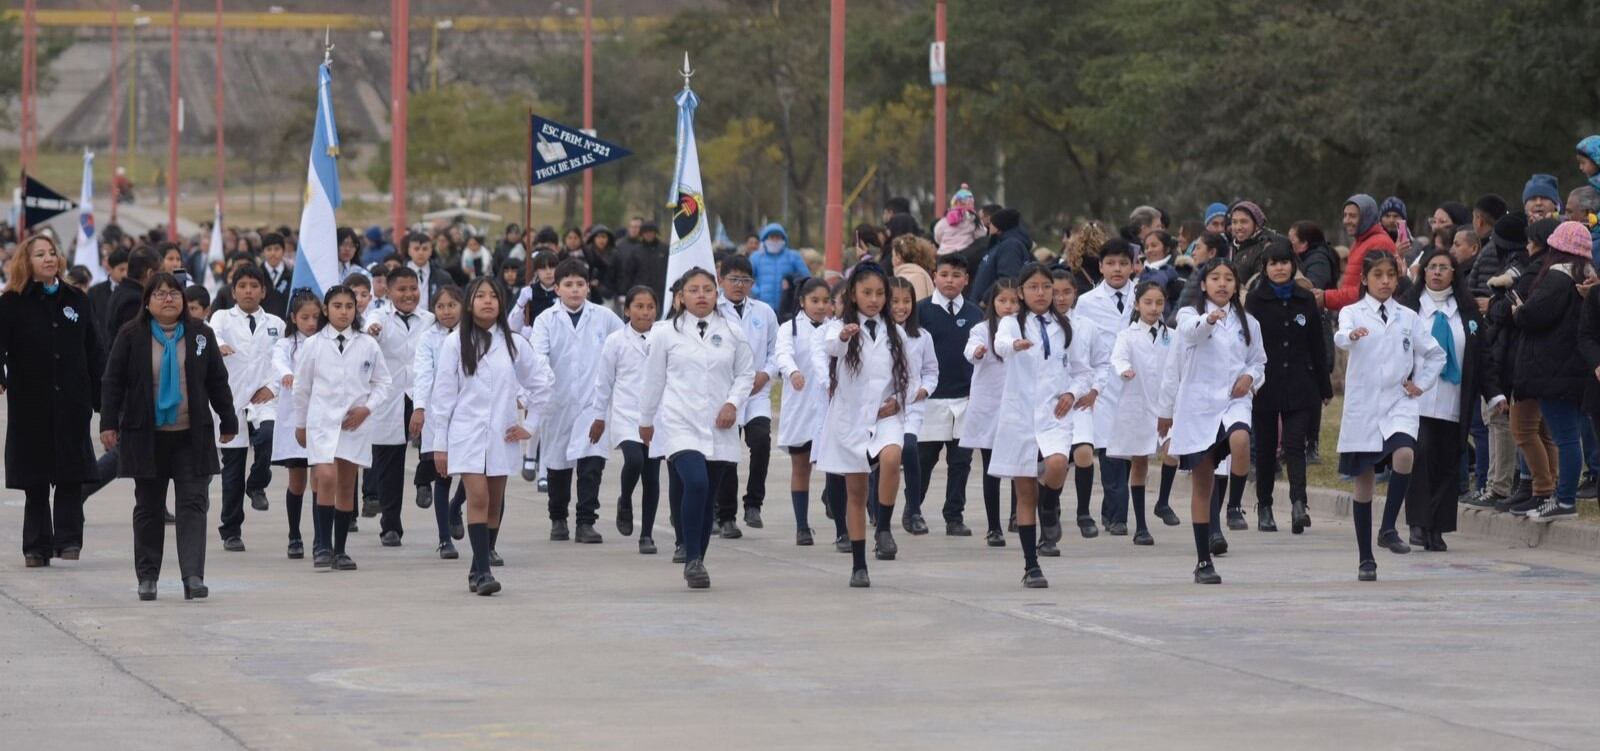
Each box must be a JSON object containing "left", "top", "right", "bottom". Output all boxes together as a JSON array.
[
  {"left": 1468, "top": 320, "right": 1479, "bottom": 335},
  {"left": 956, "top": 318, "right": 968, "bottom": 327},
  {"left": 196, "top": 334, "right": 208, "bottom": 356},
  {"left": 1402, "top": 336, "right": 1411, "bottom": 352},
  {"left": 62, "top": 306, "right": 79, "bottom": 323},
  {"left": 1294, "top": 313, "right": 1307, "bottom": 326},
  {"left": 710, "top": 334, "right": 724, "bottom": 347}
]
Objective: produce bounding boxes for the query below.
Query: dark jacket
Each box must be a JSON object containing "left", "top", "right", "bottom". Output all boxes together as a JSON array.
[
  {"left": 262, "top": 265, "right": 294, "bottom": 319},
  {"left": 1576, "top": 287, "right": 1600, "bottom": 412},
  {"left": 1485, "top": 246, "right": 1537, "bottom": 397},
  {"left": 972, "top": 225, "right": 1033, "bottom": 302},
  {"left": 100, "top": 316, "right": 238, "bottom": 479},
  {"left": 1510, "top": 264, "right": 1588, "bottom": 403},
  {"left": 1231, "top": 229, "right": 1292, "bottom": 289},
  {"left": 614, "top": 237, "right": 669, "bottom": 303},
  {"left": 0, "top": 283, "right": 104, "bottom": 488},
  {"left": 1244, "top": 280, "right": 1331, "bottom": 412},
  {"left": 88, "top": 279, "right": 115, "bottom": 339},
  {"left": 106, "top": 276, "right": 145, "bottom": 346},
  {"left": 1297, "top": 242, "right": 1340, "bottom": 290},
  {"left": 1398, "top": 284, "right": 1501, "bottom": 444},
  {"left": 1468, "top": 235, "right": 1512, "bottom": 298}
]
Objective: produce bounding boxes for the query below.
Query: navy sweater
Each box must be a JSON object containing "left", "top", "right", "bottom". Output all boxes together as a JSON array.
[{"left": 917, "top": 296, "right": 979, "bottom": 399}]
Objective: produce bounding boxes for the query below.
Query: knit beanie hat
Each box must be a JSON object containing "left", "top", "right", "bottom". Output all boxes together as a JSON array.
[
  {"left": 1492, "top": 212, "right": 1528, "bottom": 246},
  {"left": 990, "top": 208, "right": 1021, "bottom": 233},
  {"left": 1522, "top": 174, "right": 1562, "bottom": 208},
  {"left": 1379, "top": 196, "right": 1407, "bottom": 220},
  {"left": 1474, "top": 193, "right": 1508, "bottom": 220},
  {"left": 1229, "top": 200, "right": 1266, "bottom": 229},
  {"left": 1203, "top": 202, "right": 1229, "bottom": 225},
  {"left": 1547, "top": 221, "right": 1593, "bottom": 259},
  {"left": 950, "top": 183, "right": 974, "bottom": 208}
]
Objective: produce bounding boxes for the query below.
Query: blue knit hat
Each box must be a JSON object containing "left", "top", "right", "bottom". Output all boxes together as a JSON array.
[
  {"left": 1523, "top": 173, "right": 1562, "bottom": 209},
  {"left": 1379, "top": 196, "right": 1407, "bottom": 220},
  {"left": 1204, "top": 202, "right": 1228, "bottom": 225}
]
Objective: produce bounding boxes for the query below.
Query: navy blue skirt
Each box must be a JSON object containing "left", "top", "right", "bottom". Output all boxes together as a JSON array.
[
  {"left": 1179, "top": 422, "right": 1251, "bottom": 471},
  {"left": 1337, "top": 432, "right": 1417, "bottom": 477}
]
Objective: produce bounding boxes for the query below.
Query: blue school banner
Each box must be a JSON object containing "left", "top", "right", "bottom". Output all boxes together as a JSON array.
[{"left": 529, "top": 115, "right": 632, "bottom": 185}]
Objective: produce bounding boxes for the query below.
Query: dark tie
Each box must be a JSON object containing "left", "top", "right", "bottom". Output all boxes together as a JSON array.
[
  {"left": 734, "top": 301, "right": 746, "bottom": 318},
  {"left": 1115, "top": 290, "right": 1125, "bottom": 313},
  {"left": 811, "top": 319, "right": 823, "bottom": 328},
  {"left": 399, "top": 312, "right": 414, "bottom": 331},
  {"left": 247, "top": 313, "right": 256, "bottom": 334},
  {"left": 697, "top": 320, "right": 708, "bottom": 339},
  {"left": 947, "top": 300, "right": 956, "bottom": 315},
  {"left": 568, "top": 310, "right": 583, "bottom": 327},
  {"left": 1379, "top": 304, "right": 1388, "bottom": 324},
  {"left": 1150, "top": 325, "right": 1158, "bottom": 342},
  {"left": 336, "top": 333, "right": 346, "bottom": 353},
  {"left": 864, "top": 319, "right": 878, "bottom": 341},
  {"left": 1036, "top": 314, "right": 1051, "bottom": 358}
]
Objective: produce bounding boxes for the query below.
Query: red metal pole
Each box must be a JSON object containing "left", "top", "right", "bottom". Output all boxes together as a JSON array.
[
  {"left": 214, "top": 0, "right": 225, "bottom": 214},
  {"left": 109, "top": 0, "right": 121, "bottom": 223},
  {"left": 19, "top": 0, "right": 35, "bottom": 237},
  {"left": 933, "top": 0, "right": 947, "bottom": 208},
  {"left": 390, "top": 0, "right": 409, "bottom": 237},
  {"left": 823, "top": 0, "right": 846, "bottom": 273},
  {"left": 581, "top": 0, "right": 594, "bottom": 229},
  {"left": 166, "top": 0, "right": 181, "bottom": 242}
]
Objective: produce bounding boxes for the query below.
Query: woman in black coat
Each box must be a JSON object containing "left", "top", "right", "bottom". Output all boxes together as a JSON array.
[
  {"left": 0, "top": 235, "right": 104, "bottom": 567},
  {"left": 1244, "top": 243, "right": 1331, "bottom": 534},
  {"left": 1399, "top": 245, "right": 1505, "bottom": 550},
  {"left": 100, "top": 272, "right": 237, "bottom": 601}
]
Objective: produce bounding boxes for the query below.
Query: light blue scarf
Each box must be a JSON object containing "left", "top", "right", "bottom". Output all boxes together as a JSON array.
[
  {"left": 151, "top": 321, "right": 185, "bottom": 427},
  {"left": 1431, "top": 311, "right": 1461, "bottom": 385}
]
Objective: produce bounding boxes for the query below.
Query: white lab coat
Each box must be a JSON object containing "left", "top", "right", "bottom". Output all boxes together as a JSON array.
[
  {"left": 987, "top": 313, "right": 1093, "bottom": 477},
  {"left": 1159, "top": 303, "right": 1268, "bottom": 457},
  {"left": 432, "top": 327, "right": 551, "bottom": 476},
  {"left": 1074, "top": 282, "right": 1132, "bottom": 447},
  {"left": 528, "top": 301, "right": 623, "bottom": 469},
  {"left": 902, "top": 331, "right": 941, "bottom": 436},
  {"left": 956, "top": 323, "right": 1007, "bottom": 450},
  {"left": 211, "top": 305, "right": 286, "bottom": 448},
  {"left": 366, "top": 306, "right": 436, "bottom": 446},
  {"left": 268, "top": 332, "right": 310, "bottom": 463},
  {"left": 637, "top": 313, "right": 756, "bottom": 462},
  {"left": 411, "top": 324, "right": 453, "bottom": 453},
  {"left": 588, "top": 325, "right": 653, "bottom": 450},
  {"left": 1335, "top": 294, "right": 1446, "bottom": 452},
  {"left": 290, "top": 326, "right": 393, "bottom": 467},
  {"left": 718, "top": 295, "right": 780, "bottom": 425},
  {"left": 1416, "top": 293, "right": 1465, "bottom": 422},
  {"left": 1107, "top": 320, "right": 1175, "bottom": 458},
  {"left": 774, "top": 315, "right": 830, "bottom": 449},
  {"left": 814, "top": 317, "right": 919, "bottom": 475},
  {"left": 1064, "top": 311, "right": 1110, "bottom": 448}
]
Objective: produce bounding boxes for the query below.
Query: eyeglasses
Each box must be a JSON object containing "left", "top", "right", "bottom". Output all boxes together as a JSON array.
[
  {"left": 1424, "top": 264, "right": 1453, "bottom": 274},
  {"left": 150, "top": 289, "right": 184, "bottom": 301},
  {"left": 724, "top": 275, "right": 754, "bottom": 285}
]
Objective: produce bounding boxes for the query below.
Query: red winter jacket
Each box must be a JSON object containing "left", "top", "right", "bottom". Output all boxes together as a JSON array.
[{"left": 1323, "top": 225, "right": 1399, "bottom": 311}]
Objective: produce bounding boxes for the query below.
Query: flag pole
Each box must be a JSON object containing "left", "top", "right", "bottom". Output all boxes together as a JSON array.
[
  {"left": 390, "top": 0, "right": 409, "bottom": 238},
  {"left": 823, "top": 0, "right": 846, "bottom": 273},
  {"left": 166, "top": 0, "right": 181, "bottom": 242},
  {"left": 214, "top": 0, "right": 225, "bottom": 219},
  {"left": 109, "top": 0, "right": 121, "bottom": 224},
  {"left": 581, "top": 0, "right": 594, "bottom": 230}
]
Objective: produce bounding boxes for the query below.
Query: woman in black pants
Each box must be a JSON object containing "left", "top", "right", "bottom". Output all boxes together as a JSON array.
[
  {"left": 1244, "top": 243, "right": 1331, "bottom": 534},
  {"left": 101, "top": 273, "right": 237, "bottom": 601},
  {"left": 0, "top": 235, "right": 103, "bottom": 567}
]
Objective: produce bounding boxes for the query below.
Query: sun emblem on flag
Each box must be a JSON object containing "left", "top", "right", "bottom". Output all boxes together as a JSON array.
[{"left": 672, "top": 190, "right": 704, "bottom": 242}]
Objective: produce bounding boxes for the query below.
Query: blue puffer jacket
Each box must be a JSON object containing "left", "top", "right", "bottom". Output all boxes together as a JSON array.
[{"left": 750, "top": 223, "right": 811, "bottom": 310}]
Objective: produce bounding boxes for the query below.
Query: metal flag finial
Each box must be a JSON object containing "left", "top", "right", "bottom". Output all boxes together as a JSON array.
[
  {"left": 679, "top": 52, "right": 694, "bottom": 91},
  {"left": 323, "top": 26, "right": 334, "bottom": 66}
]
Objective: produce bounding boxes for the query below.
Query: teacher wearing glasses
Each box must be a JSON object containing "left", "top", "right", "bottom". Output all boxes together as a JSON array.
[{"left": 101, "top": 272, "right": 237, "bottom": 601}]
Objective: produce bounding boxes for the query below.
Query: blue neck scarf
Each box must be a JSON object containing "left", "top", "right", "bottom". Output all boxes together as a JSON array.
[
  {"left": 151, "top": 321, "right": 186, "bottom": 427},
  {"left": 1431, "top": 311, "right": 1461, "bottom": 385},
  {"left": 1268, "top": 279, "right": 1295, "bottom": 300},
  {"left": 42, "top": 282, "right": 60, "bottom": 295}
]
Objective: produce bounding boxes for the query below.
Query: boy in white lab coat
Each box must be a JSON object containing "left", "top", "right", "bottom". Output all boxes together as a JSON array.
[
  {"left": 213, "top": 265, "right": 285, "bottom": 553},
  {"left": 365, "top": 267, "right": 435, "bottom": 547},
  {"left": 530, "top": 258, "right": 624, "bottom": 543},
  {"left": 713, "top": 255, "right": 779, "bottom": 538},
  {"left": 1071, "top": 240, "right": 1139, "bottom": 536}
]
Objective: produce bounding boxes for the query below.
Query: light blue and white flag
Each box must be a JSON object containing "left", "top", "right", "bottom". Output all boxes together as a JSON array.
[
  {"left": 205, "top": 203, "right": 226, "bottom": 295},
  {"left": 665, "top": 83, "right": 716, "bottom": 291},
  {"left": 289, "top": 62, "right": 342, "bottom": 307},
  {"left": 74, "top": 150, "right": 104, "bottom": 283}
]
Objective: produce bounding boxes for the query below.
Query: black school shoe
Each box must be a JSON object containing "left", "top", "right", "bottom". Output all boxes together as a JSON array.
[
  {"left": 1291, "top": 500, "right": 1311, "bottom": 534},
  {"left": 333, "top": 553, "right": 358, "bottom": 571},
  {"left": 833, "top": 535, "right": 851, "bottom": 554},
  {"left": 1132, "top": 530, "right": 1154, "bottom": 546},
  {"left": 874, "top": 529, "right": 898, "bottom": 560},
  {"left": 1378, "top": 529, "right": 1411, "bottom": 554},
  {"left": 1226, "top": 506, "right": 1247, "bottom": 531},
  {"left": 640, "top": 536, "right": 658, "bottom": 555},
  {"left": 1153, "top": 505, "right": 1181, "bottom": 526},
  {"left": 985, "top": 529, "right": 1006, "bottom": 547},
  {"left": 684, "top": 560, "right": 710, "bottom": 589},
  {"left": 1257, "top": 504, "right": 1277, "bottom": 532},
  {"left": 1076, "top": 515, "right": 1100, "bottom": 539},
  {"left": 849, "top": 569, "right": 871, "bottom": 588},
  {"left": 1209, "top": 530, "right": 1228, "bottom": 556},
  {"left": 1038, "top": 540, "right": 1061, "bottom": 557},
  {"left": 1193, "top": 561, "right": 1221, "bottom": 584},
  {"left": 1022, "top": 568, "right": 1049, "bottom": 588},
  {"left": 287, "top": 540, "right": 304, "bottom": 559},
  {"left": 361, "top": 495, "right": 380, "bottom": 518},
  {"left": 549, "top": 520, "right": 570, "bottom": 541},
  {"left": 945, "top": 521, "right": 972, "bottom": 536},
  {"left": 248, "top": 489, "right": 270, "bottom": 511},
  {"left": 1358, "top": 559, "right": 1377, "bottom": 582},
  {"left": 415, "top": 485, "right": 432, "bottom": 509}
]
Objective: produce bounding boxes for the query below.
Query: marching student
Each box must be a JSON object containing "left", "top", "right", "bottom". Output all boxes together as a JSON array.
[
  {"left": 1334, "top": 252, "right": 1445, "bottom": 581},
  {"left": 637, "top": 268, "right": 756, "bottom": 589},
  {"left": 365, "top": 266, "right": 436, "bottom": 548},
  {"left": 431, "top": 278, "right": 551, "bottom": 595},
  {"left": 775, "top": 277, "right": 833, "bottom": 546},
  {"left": 878, "top": 277, "right": 938, "bottom": 535},
  {"left": 403, "top": 231, "right": 447, "bottom": 310},
  {"left": 816, "top": 262, "right": 918, "bottom": 588},
  {"left": 1108, "top": 280, "right": 1179, "bottom": 545},
  {"left": 958, "top": 278, "right": 1020, "bottom": 547},
  {"left": 1052, "top": 269, "right": 1114, "bottom": 549},
  {"left": 510, "top": 250, "right": 560, "bottom": 486},
  {"left": 211, "top": 264, "right": 285, "bottom": 554},
  {"left": 258, "top": 233, "right": 293, "bottom": 316},
  {"left": 1156, "top": 258, "right": 1266, "bottom": 584},
  {"left": 269, "top": 291, "right": 323, "bottom": 559},
  {"left": 989, "top": 263, "right": 1092, "bottom": 588},
  {"left": 528, "top": 258, "right": 624, "bottom": 544},
  {"left": 409, "top": 284, "right": 469, "bottom": 559},
  {"left": 183, "top": 286, "right": 212, "bottom": 322},
  {"left": 914, "top": 254, "right": 979, "bottom": 537},
  {"left": 587, "top": 285, "right": 664, "bottom": 554},
  {"left": 1244, "top": 244, "right": 1332, "bottom": 535},
  {"left": 291, "top": 285, "right": 394, "bottom": 571},
  {"left": 714, "top": 255, "right": 780, "bottom": 538},
  {"left": 1073, "top": 239, "right": 1139, "bottom": 536}
]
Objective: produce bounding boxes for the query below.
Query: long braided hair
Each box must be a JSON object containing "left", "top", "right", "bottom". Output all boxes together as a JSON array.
[{"left": 829, "top": 262, "right": 910, "bottom": 402}]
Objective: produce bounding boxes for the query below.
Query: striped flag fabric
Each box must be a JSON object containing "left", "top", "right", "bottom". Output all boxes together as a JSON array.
[
  {"left": 289, "top": 62, "right": 342, "bottom": 307},
  {"left": 665, "top": 82, "right": 716, "bottom": 291},
  {"left": 73, "top": 150, "right": 104, "bottom": 283}
]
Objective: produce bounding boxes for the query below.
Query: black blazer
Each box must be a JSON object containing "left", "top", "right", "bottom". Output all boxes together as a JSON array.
[
  {"left": 100, "top": 316, "right": 238, "bottom": 479},
  {"left": 0, "top": 283, "right": 104, "bottom": 488},
  {"left": 1245, "top": 280, "right": 1332, "bottom": 412},
  {"left": 1399, "top": 284, "right": 1501, "bottom": 445},
  {"left": 263, "top": 265, "right": 294, "bottom": 319}
]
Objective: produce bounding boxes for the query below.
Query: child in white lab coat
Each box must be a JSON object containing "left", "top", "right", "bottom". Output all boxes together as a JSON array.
[
  {"left": 1334, "top": 252, "right": 1446, "bottom": 582},
  {"left": 291, "top": 285, "right": 393, "bottom": 571},
  {"left": 638, "top": 268, "right": 756, "bottom": 589},
  {"left": 432, "top": 277, "right": 551, "bottom": 596},
  {"left": 1109, "top": 281, "right": 1178, "bottom": 546},
  {"left": 870, "top": 278, "right": 939, "bottom": 537},
  {"left": 958, "top": 278, "right": 1020, "bottom": 547},
  {"left": 1157, "top": 258, "right": 1266, "bottom": 585},
  {"left": 775, "top": 277, "right": 833, "bottom": 547},
  {"left": 989, "top": 263, "right": 1092, "bottom": 588},
  {"left": 816, "top": 263, "right": 917, "bottom": 589},
  {"left": 365, "top": 266, "right": 436, "bottom": 548},
  {"left": 587, "top": 286, "right": 663, "bottom": 555},
  {"left": 407, "top": 284, "right": 467, "bottom": 560},
  {"left": 1050, "top": 270, "right": 1111, "bottom": 550},
  {"left": 269, "top": 291, "right": 322, "bottom": 559},
  {"left": 212, "top": 265, "right": 285, "bottom": 554},
  {"left": 528, "top": 258, "right": 624, "bottom": 544},
  {"left": 714, "top": 254, "right": 780, "bottom": 537}
]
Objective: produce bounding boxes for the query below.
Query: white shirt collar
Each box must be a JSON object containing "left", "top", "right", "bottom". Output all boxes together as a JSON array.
[
  {"left": 1143, "top": 254, "right": 1171, "bottom": 270},
  {"left": 1362, "top": 294, "right": 1391, "bottom": 317},
  {"left": 1098, "top": 279, "right": 1130, "bottom": 296},
  {"left": 932, "top": 289, "right": 964, "bottom": 312}
]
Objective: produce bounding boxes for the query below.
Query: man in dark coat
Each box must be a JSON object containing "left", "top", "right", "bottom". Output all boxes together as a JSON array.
[
  {"left": 613, "top": 222, "right": 670, "bottom": 307},
  {"left": 971, "top": 208, "right": 1032, "bottom": 302}
]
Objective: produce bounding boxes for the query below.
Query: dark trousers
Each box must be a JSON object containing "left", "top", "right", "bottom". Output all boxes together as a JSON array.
[
  {"left": 132, "top": 430, "right": 211, "bottom": 582},
  {"left": 547, "top": 457, "right": 604, "bottom": 525},
  {"left": 371, "top": 443, "right": 409, "bottom": 537},
  {"left": 22, "top": 482, "right": 84, "bottom": 557},
  {"left": 1468, "top": 402, "right": 1490, "bottom": 491},
  {"left": 717, "top": 416, "right": 771, "bottom": 520},
  {"left": 218, "top": 420, "right": 275, "bottom": 540},
  {"left": 1253, "top": 405, "right": 1313, "bottom": 505},
  {"left": 673, "top": 451, "right": 730, "bottom": 563},
  {"left": 917, "top": 438, "right": 973, "bottom": 524},
  {"left": 668, "top": 461, "right": 683, "bottom": 543},
  {"left": 1096, "top": 449, "right": 1130, "bottom": 524},
  {"left": 1408, "top": 416, "right": 1461, "bottom": 533},
  {"left": 618, "top": 440, "right": 661, "bottom": 538}
]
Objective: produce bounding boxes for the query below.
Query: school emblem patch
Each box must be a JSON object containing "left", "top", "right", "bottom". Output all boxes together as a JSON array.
[
  {"left": 710, "top": 334, "right": 723, "bottom": 347},
  {"left": 268, "top": 327, "right": 280, "bottom": 337},
  {"left": 1294, "top": 313, "right": 1306, "bottom": 326},
  {"left": 1402, "top": 336, "right": 1411, "bottom": 352},
  {"left": 362, "top": 360, "right": 372, "bottom": 372},
  {"left": 956, "top": 318, "right": 968, "bottom": 327},
  {"left": 63, "top": 306, "right": 79, "bottom": 323},
  {"left": 196, "top": 335, "right": 208, "bottom": 356}
]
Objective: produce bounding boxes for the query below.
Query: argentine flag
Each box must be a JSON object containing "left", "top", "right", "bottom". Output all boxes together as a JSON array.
[
  {"left": 74, "top": 150, "right": 104, "bottom": 283},
  {"left": 289, "top": 62, "right": 342, "bottom": 309},
  {"left": 665, "top": 83, "right": 716, "bottom": 291}
]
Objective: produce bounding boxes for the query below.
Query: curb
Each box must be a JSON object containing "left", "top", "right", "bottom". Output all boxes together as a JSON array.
[{"left": 1304, "top": 486, "right": 1600, "bottom": 558}]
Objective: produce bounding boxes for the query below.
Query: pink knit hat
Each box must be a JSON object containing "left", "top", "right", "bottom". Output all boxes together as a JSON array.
[{"left": 1548, "top": 220, "right": 1594, "bottom": 258}]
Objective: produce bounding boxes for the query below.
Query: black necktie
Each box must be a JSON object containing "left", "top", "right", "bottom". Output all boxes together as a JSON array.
[
  {"left": 697, "top": 320, "right": 708, "bottom": 339},
  {"left": 734, "top": 302, "right": 746, "bottom": 318},
  {"left": 1149, "top": 325, "right": 1158, "bottom": 342},
  {"left": 1036, "top": 314, "right": 1051, "bottom": 358},
  {"left": 399, "top": 312, "right": 414, "bottom": 331},
  {"left": 568, "top": 310, "right": 583, "bottom": 327},
  {"left": 336, "top": 333, "right": 346, "bottom": 353},
  {"left": 947, "top": 300, "right": 956, "bottom": 315},
  {"left": 864, "top": 319, "right": 878, "bottom": 341},
  {"left": 247, "top": 313, "right": 256, "bottom": 334},
  {"left": 1115, "top": 290, "right": 1125, "bottom": 313},
  {"left": 811, "top": 319, "right": 823, "bottom": 328},
  {"left": 1379, "top": 304, "right": 1388, "bottom": 324}
]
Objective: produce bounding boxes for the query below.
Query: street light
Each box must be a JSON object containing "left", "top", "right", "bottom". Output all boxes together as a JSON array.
[{"left": 429, "top": 18, "right": 453, "bottom": 91}]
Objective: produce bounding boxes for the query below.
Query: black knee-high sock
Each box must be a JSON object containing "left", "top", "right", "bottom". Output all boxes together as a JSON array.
[
  {"left": 1192, "top": 522, "right": 1212, "bottom": 563},
  {"left": 467, "top": 523, "right": 489, "bottom": 575},
  {"left": 1354, "top": 501, "right": 1374, "bottom": 561},
  {"left": 1228, "top": 472, "right": 1248, "bottom": 511},
  {"left": 1156, "top": 464, "right": 1178, "bottom": 509},
  {"left": 791, "top": 490, "right": 809, "bottom": 531},
  {"left": 334, "top": 510, "right": 352, "bottom": 554},
  {"left": 488, "top": 525, "right": 500, "bottom": 552},
  {"left": 314, "top": 504, "right": 333, "bottom": 552},
  {"left": 876, "top": 500, "right": 895, "bottom": 531},
  {"left": 1211, "top": 475, "right": 1226, "bottom": 523},
  {"left": 1380, "top": 472, "right": 1410, "bottom": 533},
  {"left": 850, "top": 539, "right": 867, "bottom": 572},
  {"left": 1039, "top": 484, "right": 1062, "bottom": 527},
  {"left": 286, "top": 491, "right": 304, "bottom": 541},
  {"left": 826, "top": 475, "right": 848, "bottom": 538},
  {"left": 1074, "top": 464, "right": 1095, "bottom": 518},
  {"left": 1131, "top": 485, "right": 1148, "bottom": 533},
  {"left": 1019, "top": 524, "right": 1038, "bottom": 571}
]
